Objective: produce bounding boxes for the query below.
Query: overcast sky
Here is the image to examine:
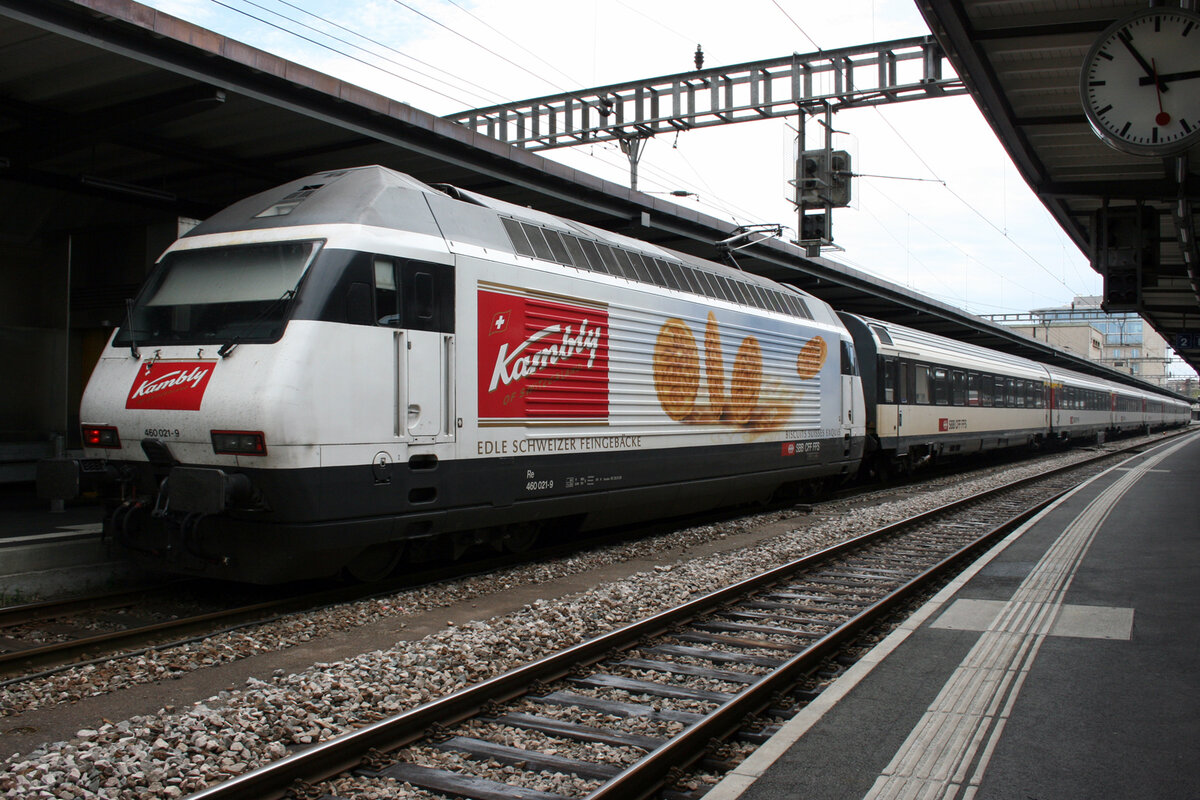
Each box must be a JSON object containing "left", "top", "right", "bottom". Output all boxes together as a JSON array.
[{"left": 138, "top": 1, "right": 1191, "bottom": 375}]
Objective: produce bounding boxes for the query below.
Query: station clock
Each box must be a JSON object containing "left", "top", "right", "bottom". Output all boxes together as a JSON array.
[{"left": 1079, "top": 6, "right": 1200, "bottom": 157}]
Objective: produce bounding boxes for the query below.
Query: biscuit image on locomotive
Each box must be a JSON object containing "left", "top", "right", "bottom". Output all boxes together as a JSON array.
[{"left": 40, "top": 166, "right": 872, "bottom": 584}]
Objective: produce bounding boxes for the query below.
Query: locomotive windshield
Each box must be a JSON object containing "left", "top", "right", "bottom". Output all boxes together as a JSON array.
[{"left": 114, "top": 241, "right": 319, "bottom": 348}]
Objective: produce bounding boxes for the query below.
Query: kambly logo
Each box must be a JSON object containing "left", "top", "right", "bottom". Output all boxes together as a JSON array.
[
  {"left": 488, "top": 322, "right": 603, "bottom": 392},
  {"left": 126, "top": 360, "right": 216, "bottom": 411},
  {"left": 478, "top": 289, "right": 609, "bottom": 420}
]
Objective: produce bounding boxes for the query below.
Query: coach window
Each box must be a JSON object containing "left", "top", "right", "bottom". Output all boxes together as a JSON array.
[
  {"left": 933, "top": 368, "right": 949, "bottom": 405},
  {"left": 952, "top": 370, "right": 966, "bottom": 406},
  {"left": 1015, "top": 380, "right": 1026, "bottom": 408},
  {"left": 993, "top": 376, "right": 1006, "bottom": 407},
  {"left": 916, "top": 367, "right": 936, "bottom": 407},
  {"left": 967, "top": 373, "right": 979, "bottom": 406},
  {"left": 980, "top": 374, "right": 993, "bottom": 407},
  {"left": 898, "top": 361, "right": 912, "bottom": 404},
  {"left": 882, "top": 359, "right": 897, "bottom": 403}
]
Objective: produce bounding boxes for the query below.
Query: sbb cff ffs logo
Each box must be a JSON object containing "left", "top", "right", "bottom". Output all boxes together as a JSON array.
[{"left": 477, "top": 289, "right": 609, "bottom": 421}]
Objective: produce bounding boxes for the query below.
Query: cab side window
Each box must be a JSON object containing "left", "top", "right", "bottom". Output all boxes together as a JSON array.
[
  {"left": 840, "top": 340, "right": 858, "bottom": 376},
  {"left": 372, "top": 257, "right": 455, "bottom": 333},
  {"left": 375, "top": 257, "right": 401, "bottom": 326}
]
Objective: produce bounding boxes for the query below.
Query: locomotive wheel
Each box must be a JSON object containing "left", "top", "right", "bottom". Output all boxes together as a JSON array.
[
  {"left": 498, "top": 523, "right": 540, "bottom": 554},
  {"left": 342, "top": 542, "right": 404, "bottom": 583}
]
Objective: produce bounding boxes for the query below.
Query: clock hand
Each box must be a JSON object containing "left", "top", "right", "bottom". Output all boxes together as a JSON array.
[
  {"left": 1153, "top": 59, "right": 1171, "bottom": 126},
  {"left": 1140, "top": 69, "right": 1200, "bottom": 85},
  {"left": 1118, "top": 31, "right": 1169, "bottom": 92}
]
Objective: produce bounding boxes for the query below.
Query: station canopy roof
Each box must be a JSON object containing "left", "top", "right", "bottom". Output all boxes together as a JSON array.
[
  {"left": 1, "top": 0, "right": 1194, "bottom": 390},
  {"left": 918, "top": 0, "right": 1200, "bottom": 377}
]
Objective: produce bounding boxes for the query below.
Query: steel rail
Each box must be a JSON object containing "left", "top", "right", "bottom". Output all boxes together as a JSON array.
[{"left": 0, "top": 581, "right": 193, "bottom": 628}]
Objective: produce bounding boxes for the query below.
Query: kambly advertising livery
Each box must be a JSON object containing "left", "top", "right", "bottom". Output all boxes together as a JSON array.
[
  {"left": 477, "top": 287, "right": 609, "bottom": 423},
  {"left": 125, "top": 361, "right": 216, "bottom": 411},
  {"left": 40, "top": 166, "right": 1186, "bottom": 583}
]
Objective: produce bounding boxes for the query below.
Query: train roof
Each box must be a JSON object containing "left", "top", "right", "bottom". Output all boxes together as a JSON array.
[
  {"left": 180, "top": 165, "right": 845, "bottom": 331},
  {"left": 182, "top": 166, "right": 445, "bottom": 239},
  {"left": 842, "top": 314, "right": 1048, "bottom": 378}
]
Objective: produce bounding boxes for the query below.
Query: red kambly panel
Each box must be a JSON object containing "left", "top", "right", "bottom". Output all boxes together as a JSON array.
[
  {"left": 126, "top": 360, "right": 216, "bottom": 411},
  {"left": 478, "top": 289, "right": 608, "bottom": 421}
]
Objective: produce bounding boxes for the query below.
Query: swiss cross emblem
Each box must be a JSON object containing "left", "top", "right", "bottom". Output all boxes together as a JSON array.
[{"left": 490, "top": 310, "right": 510, "bottom": 335}]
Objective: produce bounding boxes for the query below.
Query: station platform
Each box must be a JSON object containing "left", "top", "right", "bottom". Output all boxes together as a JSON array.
[
  {"left": 0, "top": 485, "right": 124, "bottom": 598},
  {"left": 0, "top": 483, "right": 102, "bottom": 540},
  {"left": 709, "top": 429, "right": 1200, "bottom": 800}
]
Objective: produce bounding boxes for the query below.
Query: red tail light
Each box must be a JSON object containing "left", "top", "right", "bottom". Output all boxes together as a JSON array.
[
  {"left": 81, "top": 425, "right": 121, "bottom": 449},
  {"left": 211, "top": 430, "right": 267, "bottom": 456}
]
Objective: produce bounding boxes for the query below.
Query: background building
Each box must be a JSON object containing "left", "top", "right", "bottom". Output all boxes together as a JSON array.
[{"left": 983, "top": 297, "right": 1171, "bottom": 388}]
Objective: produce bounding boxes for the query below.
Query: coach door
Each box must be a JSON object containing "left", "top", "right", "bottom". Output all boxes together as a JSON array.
[{"left": 377, "top": 258, "right": 456, "bottom": 443}]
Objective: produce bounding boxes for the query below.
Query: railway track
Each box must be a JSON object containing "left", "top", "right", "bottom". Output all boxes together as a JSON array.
[
  {"left": 0, "top": 439, "right": 1087, "bottom": 686},
  {"left": 0, "top": 580, "right": 393, "bottom": 683},
  {"left": 186, "top": 441, "right": 1144, "bottom": 800}
]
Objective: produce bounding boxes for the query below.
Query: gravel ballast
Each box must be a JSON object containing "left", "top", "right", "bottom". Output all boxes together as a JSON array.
[{"left": 0, "top": 441, "right": 1150, "bottom": 799}]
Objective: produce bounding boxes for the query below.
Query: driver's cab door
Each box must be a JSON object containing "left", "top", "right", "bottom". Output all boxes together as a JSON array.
[
  {"left": 840, "top": 337, "right": 864, "bottom": 456},
  {"left": 374, "top": 256, "right": 456, "bottom": 443}
]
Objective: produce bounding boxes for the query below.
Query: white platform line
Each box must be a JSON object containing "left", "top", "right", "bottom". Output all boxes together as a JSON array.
[{"left": 863, "top": 436, "right": 1191, "bottom": 800}]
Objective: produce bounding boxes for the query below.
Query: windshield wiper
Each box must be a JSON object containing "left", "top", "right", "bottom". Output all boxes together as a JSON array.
[
  {"left": 218, "top": 289, "right": 296, "bottom": 359},
  {"left": 124, "top": 298, "right": 140, "bottom": 359}
]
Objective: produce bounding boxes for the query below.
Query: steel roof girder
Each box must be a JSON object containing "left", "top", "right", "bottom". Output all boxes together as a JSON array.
[{"left": 448, "top": 37, "right": 965, "bottom": 150}]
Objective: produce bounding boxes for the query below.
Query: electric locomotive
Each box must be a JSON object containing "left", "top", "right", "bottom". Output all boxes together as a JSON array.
[{"left": 40, "top": 166, "right": 865, "bottom": 583}]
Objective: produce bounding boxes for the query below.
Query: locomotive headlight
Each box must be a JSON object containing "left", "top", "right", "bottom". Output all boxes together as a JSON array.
[
  {"left": 211, "top": 430, "right": 268, "bottom": 456},
  {"left": 81, "top": 425, "right": 121, "bottom": 449}
]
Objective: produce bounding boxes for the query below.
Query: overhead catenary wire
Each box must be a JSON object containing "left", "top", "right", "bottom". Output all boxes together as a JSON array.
[
  {"left": 386, "top": 0, "right": 572, "bottom": 96},
  {"left": 870, "top": 106, "right": 1089, "bottom": 299},
  {"left": 207, "top": 0, "right": 478, "bottom": 107},
  {"left": 194, "top": 0, "right": 1088, "bottom": 313},
  {"left": 205, "top": 1, "right": 761, "bottom": 228},
  {"left": 267, "top": 0, "right": 509, "bottom": 106},
  {"left": 439, "top": 0, "right": 589, "bottom": 91}
]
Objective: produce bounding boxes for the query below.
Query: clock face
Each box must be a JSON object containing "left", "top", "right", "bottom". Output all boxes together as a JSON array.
[{"left": 1080, "top": 8, "right": 1200, "bottom": 156}]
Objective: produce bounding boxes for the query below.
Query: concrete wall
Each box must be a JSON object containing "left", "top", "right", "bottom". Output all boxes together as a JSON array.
[{"left": 0, "top": 221, "right": 177, "bottom": 451}]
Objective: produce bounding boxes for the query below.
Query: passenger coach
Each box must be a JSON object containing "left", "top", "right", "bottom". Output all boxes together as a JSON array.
[{"left": 840, "top": 313, "right": 1049, "bottom": 475}]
